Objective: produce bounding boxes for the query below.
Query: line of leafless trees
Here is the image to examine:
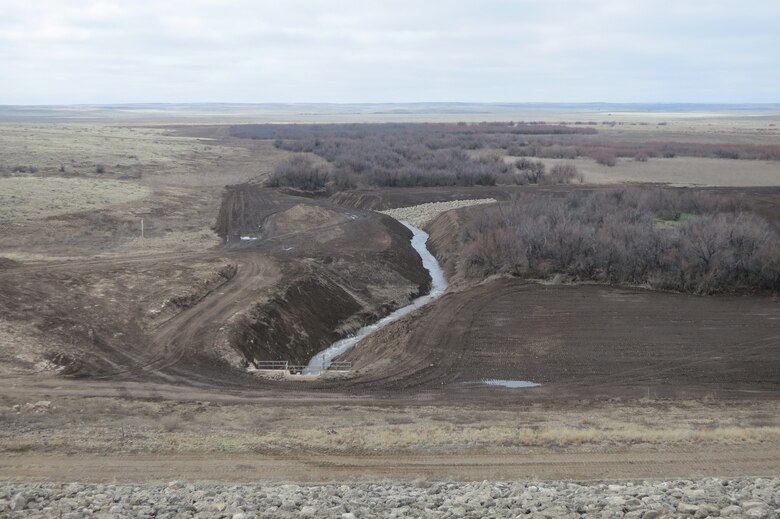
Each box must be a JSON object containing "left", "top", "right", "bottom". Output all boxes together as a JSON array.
[
  {"left": 512, "top": 159, "right": 583, "bottom": 184},
  {"left": 233, "top": 124, "right": 780, "bottom": 178},
  {"left": 506, "top": 139, "right": 780, "bottom": 165},
  {"left": 460, "top": 189, "right": 779, "bottom": 294},
  {"left": 232, "top": 123, "right": 780, "bottom": 189},
  {"left": 233, "top": 123, "right": 595, "bottom": 189},
  {"left": 265, "top": 156, "right": 331, "bottom": 191}
]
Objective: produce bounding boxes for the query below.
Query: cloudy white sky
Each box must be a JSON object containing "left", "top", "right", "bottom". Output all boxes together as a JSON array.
[{"left": 1, "top": 0, "right": 778, "bottom": 104}]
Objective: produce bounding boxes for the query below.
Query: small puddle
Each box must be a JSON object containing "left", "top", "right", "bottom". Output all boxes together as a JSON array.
[
  {"left": 306, "top": 221, "right": 447, "bottom": 373},
  {"left": 481, "top": 379, "right": 541, "bottom": 388}
]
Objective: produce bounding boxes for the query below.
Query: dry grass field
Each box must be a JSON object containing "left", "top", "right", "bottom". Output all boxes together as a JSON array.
[
  {"left": 1, "top": 396, "right": 778, "bottom": 456},
  {"left": 0, "top": 176, "right": 150, "bottom": 221},
  {"left": 527, "top": 156, "right": 780, "bottom": 186},
  {"left": 0, "top": 122, "right": 293, "bottom": 261}
]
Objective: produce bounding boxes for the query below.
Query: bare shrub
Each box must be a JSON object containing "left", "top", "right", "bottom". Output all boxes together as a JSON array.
[
  {"left": 265, "top": 156, "right": 330, "bottom": 191},
  {"left": 514, "top": 159, "right": 546, "bottom": 184},
  {"left": 487, "top": 134, "right": 780, "bottom": 163},
  {"left": 160, "top": 415, "right": 182, "bottom": 432},
  {"left": 231, "top": 122, "right": 780, "bottom": 193},
  {"left": 592, "top": 150, "right": 617, "bottom": 167},
  {"left": 545, "top": 163, "right": 583, "bottom": 184},
  {"left": 12, "top": 165, "right": 38, "bottom": 173},
  {"left": 459, "top": 188, "right": 778, "bottom": 294},
  {"left": 233, "top": 123, "right": 593, "bottom": 189},
  {"left": 95, "top": 164, "right": 106, "bottom": 174},
  {"left": 514, "top": 158, "right": 536, "bottom": 170}
]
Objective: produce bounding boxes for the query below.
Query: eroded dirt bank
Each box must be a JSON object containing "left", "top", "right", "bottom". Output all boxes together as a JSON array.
[
  {"left": 215, "top": 184, "right": 431, "bottom": 367},
  {"left": 0, "top": 184, "right": 430, "bottom": 379},
  {"left": 2, "top": 184, "right": 779, "bottom": 400}
]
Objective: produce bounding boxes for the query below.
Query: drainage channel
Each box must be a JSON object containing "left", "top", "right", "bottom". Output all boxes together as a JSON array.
[{"left": 305, "top": 221, "right": 448, "bottom": 374}]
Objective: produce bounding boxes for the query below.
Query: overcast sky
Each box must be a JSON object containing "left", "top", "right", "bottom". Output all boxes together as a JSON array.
[{"left": 1, "top": 0, "right": 778, "bottom": 104}]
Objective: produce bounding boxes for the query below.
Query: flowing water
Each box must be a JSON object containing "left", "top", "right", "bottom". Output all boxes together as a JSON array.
[{"left": 306, "top": 221, "right": 447, "bottom": 373}]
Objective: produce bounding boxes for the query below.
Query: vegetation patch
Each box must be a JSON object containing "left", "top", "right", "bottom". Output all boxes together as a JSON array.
[
  {"left": 654, "top": 212, "right": 695, "bottom": 228},
  {"left": 458, "top": 188, "right": 780, "bottom": 294},
  {"left": 231, "top": 122, "right": 594, "bottom": 189},
  {"left": 0, "top": 176, "right": 150, "bottom": 222},
  {"left": 231, "top": 122, "right": 780, "bottom": 192}
]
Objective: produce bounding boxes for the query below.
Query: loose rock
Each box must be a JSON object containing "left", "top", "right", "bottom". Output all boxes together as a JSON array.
[{"left": 0, "top": 477, "right": 777, "bottom": 518}]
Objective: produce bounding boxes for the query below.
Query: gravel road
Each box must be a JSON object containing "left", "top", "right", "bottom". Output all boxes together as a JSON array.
[
  {"left": 2, "top": 477, "right": 778, "bottom": 518},
  {"left": 379, "top": 198, "right": 496, "bottom": 228}
]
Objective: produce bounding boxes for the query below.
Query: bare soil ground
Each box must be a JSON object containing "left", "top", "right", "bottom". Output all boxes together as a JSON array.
[
  {"left": 1, "top": 392, "right": 778, "bottom": 482},
  {"left": 343, "top": 281, "right": 780, "bottom": 398},
  {"left": 4, "top": 448, "right": 779, "bottom": 483},
  {"left": 1, "top": 111, "right": 779, "bottom": 482},
  {"left": 0, "top": 190, "right": 427, "bottom": 377}
]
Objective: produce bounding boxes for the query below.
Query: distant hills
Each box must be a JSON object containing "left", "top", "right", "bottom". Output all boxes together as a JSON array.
[{"left": 1, "top": 102, "right": 778, "bottom": 122}]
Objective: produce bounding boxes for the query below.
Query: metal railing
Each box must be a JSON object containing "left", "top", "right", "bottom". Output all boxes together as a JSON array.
[
  {"left": 252, "top": 360, "right": 352, "bottom": 373},
  {"left": 253, "top": 360, "right": 289, "bottom": 370}
]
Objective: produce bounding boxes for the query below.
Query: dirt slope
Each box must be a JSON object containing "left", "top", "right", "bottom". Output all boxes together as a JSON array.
[{"left": 0, "top": 185, "right": 430, "bottom": 384}]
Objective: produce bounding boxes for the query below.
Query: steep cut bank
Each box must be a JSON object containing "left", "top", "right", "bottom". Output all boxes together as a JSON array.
[
  {"left": 232, "top": 267, "right": 405, "bottom": 367},
  {"left": 420, "top": 207, "right": 472, "bottom": 284},
  {"left": 215, "top": 184, "right": 431, "bottom": 367},
  {"left": 307, "top": 222, "right": 447, "bottom": 372}
]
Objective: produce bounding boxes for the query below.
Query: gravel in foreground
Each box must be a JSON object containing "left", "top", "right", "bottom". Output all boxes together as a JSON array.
[{"left": 1, "top": 478, "right": 779, "bottom": 518}]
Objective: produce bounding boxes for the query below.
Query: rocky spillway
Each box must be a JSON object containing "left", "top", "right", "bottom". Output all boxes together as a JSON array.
[{"left": 2, "top": 477, "right": 778, "bottom": 518}]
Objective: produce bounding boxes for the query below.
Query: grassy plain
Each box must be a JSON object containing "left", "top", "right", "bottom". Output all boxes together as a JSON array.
[
  {"left": 532, "top": 156, "right": 780, "bottom": 186},
  {"left": 0, "top": 176, "right": 150, "bottom": 222},
  {"left": 0, "top": 122, "right": 292, "bottom": 260},
  {"left": 1, "top": 396, "right": 778, "bottom": 455}
]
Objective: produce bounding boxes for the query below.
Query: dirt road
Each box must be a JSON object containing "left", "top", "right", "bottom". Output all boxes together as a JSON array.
[{"left": 3, "top": 448, "right": 778, "bottom": 483}]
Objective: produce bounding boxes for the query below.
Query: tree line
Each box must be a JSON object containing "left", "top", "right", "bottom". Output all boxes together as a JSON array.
[
  {"left": 232, "top": 123, "right": 593, "bottom": 189},
  {"left": 458, "top": 188, "right": 779, "bottom": 294},
  {"left": 231, "top": 123, "right": 780, "bottom": 188}
]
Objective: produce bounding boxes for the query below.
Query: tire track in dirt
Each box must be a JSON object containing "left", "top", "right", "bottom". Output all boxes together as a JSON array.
[
  {"left": 343, "top": 287, "right": 496, "bottom": 391},
  {"left": 3, "top": 448, "right": 779, "bottom": 482},
  {"left": 339, "top": 279, "right": 780, "bottom": 397},
  {"left": 94, "top": 252, "right": 281, "bottom": 383},
  {"left": 0, "top": 250, "right": 203, "bottom": 279}
]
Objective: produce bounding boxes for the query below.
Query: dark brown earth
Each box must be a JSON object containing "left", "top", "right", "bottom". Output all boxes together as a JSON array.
[
  {"left": 1, "top": 183, "right": 779, "bottom": 483},
  {"left": 0, "top": 184, "right": 777, "bottom": 402},
  {"left": 0, "top": 186, "right": 429, "bottom": 382},
  {"left": 342, "top": 280, "right": 780, "bottom": 399}
]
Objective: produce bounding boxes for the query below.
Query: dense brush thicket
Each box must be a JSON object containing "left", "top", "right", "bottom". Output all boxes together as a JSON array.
[
  {"left": 507, "top": 138, "right": 780, "bottom": 164},
  {"left": 461, "top": 189, "right": 780, "bottom": 294},
  {"left": 231, "top": 124, "right": 780, "bottom": 191},
  {"left": 265, "top": 156, "right": 331, "bottom": 191},
  {"left": 231, "top": 123, "right": 595, "bottom": 189}
]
